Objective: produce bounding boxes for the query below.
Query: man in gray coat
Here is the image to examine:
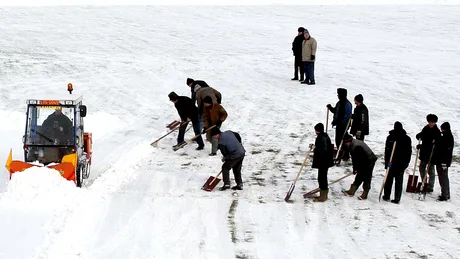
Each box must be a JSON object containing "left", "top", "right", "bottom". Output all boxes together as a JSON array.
[
  {"left": 211, "top": 128, "right": 246, "bottom": 191},
  {"left": 342, "top": 134, "right": 377, "bottom": 200}
]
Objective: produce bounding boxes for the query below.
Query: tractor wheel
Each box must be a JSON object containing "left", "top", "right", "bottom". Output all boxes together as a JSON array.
[{"left": 76, "top": 166, "right": 82, "bottom": 187}]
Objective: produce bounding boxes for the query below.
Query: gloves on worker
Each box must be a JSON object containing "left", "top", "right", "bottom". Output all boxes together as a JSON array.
[
  {"left": 216, "top": 121, "right": 222, "bottom": 127},
  {"left": 311, "top": 55, "right": 315, "bottom": 61},
  {"left": 416, "top": 144, "right": 422, "bottom": 150},
  {"left": 441, "top": 163, "right": 448, "bottom": 170}
]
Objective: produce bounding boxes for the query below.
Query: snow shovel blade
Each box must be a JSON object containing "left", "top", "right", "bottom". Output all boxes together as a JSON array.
[
  {"left": 303, "top": 188, "right": 320, "bottom": 198},
  {"left": 201, "top": 176, "right": 221, "bottom": 191},
  {"left": 284, "top": 183, "right": 295, "bottom": 202},
  {"left": 406, "top": 175, "right": 418, "bottom": 193}
]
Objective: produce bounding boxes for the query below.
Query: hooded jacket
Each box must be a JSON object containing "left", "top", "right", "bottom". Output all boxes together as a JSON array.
[
  {"left": 435, "top": 123, "right": 454, "bottom": 167},
  {"left": 385, "top": 127, "right": 412, "bottom": 171}
]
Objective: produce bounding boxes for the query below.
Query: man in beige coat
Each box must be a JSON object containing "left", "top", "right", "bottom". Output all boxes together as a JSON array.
[{"left": 300, "top": 29, "right": 317, "bottom": 85}]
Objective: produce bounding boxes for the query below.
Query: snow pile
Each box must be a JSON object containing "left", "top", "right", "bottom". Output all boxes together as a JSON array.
[{"left": 1, "top": 166, "right": 81, "bottom": 210}]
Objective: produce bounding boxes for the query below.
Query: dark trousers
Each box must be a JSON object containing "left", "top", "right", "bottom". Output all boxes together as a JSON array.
[
  {"left": 436, "top": 165, "right": 450, "bottom": 198},
  {"left": 222, "top": 156, "right": 244, "bottom": 186},
  {"left": 318, "top": 167, "right": 329, "bottom": 190},
  {"left": 352, "top": 163, "right": 375, "bottom": 190},
  {"left": 383, "top": 168, "right": 404, "bottom": 201},
  {"left": 303, "top": 61, "right": 315, "bottom": 83},
  {"left": 294, "top": 56, "right": 304, "bottom": 79},
  {"left": 177, "top": 120, "right": 204, "bottom": 147},
  {"left": 336, "top": 124, "right": 350, "bottom": 160}
]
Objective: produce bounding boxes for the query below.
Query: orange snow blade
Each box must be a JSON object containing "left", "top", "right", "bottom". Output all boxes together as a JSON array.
[
  {"left": 61, "top": 153, "right": 77, "bottom": 168},
  {"left": 5, "top": 149, "right": 13, "bottom": 173},
  {"left": 48, "top": 162, "right": 76, "bottom": 182},
  {"left": 8, "top": 161, "right": 41, "bottom": 179}
]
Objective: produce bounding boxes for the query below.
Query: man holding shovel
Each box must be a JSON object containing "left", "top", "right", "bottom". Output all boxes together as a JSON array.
[
  {"left": 202, "top": 96, "right": 228, "bottom": 156},
  {"left": 311, "top": 123, "right": 335, "bottom": 202},
  {"left": 416, "top": 114, "right": 441, "bottom": 193},
  {"left": 342, "top": 134, "right": 377, "bottom": 200},
  {"left": 210, "top": 128, "right": 246, "bottom": 191},
  {"left": 382, "top": 121, "right": 412, "bottom": 204}
]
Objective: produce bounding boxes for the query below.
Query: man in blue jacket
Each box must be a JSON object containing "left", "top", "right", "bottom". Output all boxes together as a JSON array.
[
  {"left": 327, "top": 88, "right": 353, "bottom": 161},
  {"left": 211, "top": 128, "right": 246, "bottom": 191}
]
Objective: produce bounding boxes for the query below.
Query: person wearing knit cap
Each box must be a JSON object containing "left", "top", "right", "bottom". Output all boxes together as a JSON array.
[
  {"left": 300, "top": 29, "right": 317, "bottom": 85},
  {"left": 415, "top": 114, "right": 441, "bottom": 193},
  {"left": 311, "top": 123, "right": 334, "bottom": 202},
  {"left": 382, "top": 121, "right": 412, "bottom": 204},
  {"left": 342, "top": 133, "right": 377, "bottom": 200},
  {"left": 210, "top": 128, "right": 246, "bottom": 191},
  {"left": 168, "top": 91, "right": 205, "bottom": 150},
  {"left": 202, "top": 95, "right": 228, "bottom": 156},
  {"left": 327, "top": 88, "right": 353, "bottom": 161},
  {"left": 434, "top": 122, "right": 454, "bottom": 201},
  {"left": 350, "top": 94, "right": 369, "bottom": 141},
  {"left": 291, "top": 27, "right": 306, "bottom": 81}
]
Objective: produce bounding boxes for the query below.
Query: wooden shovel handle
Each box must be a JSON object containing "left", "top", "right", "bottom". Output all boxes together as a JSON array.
[{"left": 208, "top": 170, "right": 223, "bottom": 186}]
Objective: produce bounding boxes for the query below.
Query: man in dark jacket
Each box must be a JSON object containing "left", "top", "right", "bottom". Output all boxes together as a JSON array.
[
  {"left": 327, "top": 88, "right": 352, "bottom": 160},
  {"left": 291, "top": 27, "right": 305, "bottom": 81},
  {"left": 41, "top": 107, "right": 73, "bottom": 144},
  {"left": 382, "top": 121, "right": 412, "bottom": 204},
  {"left": 168, "top": 91, "right": 204, "bottom": 150},
  {"left": 187, "top": 78, "right": 210, "bottom": 104},
  {"left": 415, "top": 114, "right": 441, "bottom": 193},
  {"left": 342, "top": 134, "right": 377, "bottom": 200},
  {"left": 211, "top": 128, "right": 246, "bottom": 191},
  {"left": 435, "top": 122, "right": 454, "bottom": 201},
  {"left": 311, "top": 123, "right": 334, "bottom": 202},
  {"left": 187, "top": 78, "right": 211, "bottom": 129},
  {"left": 350, "top": 94, "right": 369, "bottom": 141}
]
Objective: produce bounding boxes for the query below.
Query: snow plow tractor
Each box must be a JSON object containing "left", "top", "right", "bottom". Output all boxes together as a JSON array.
[{"left": 5, "top": 94, "right": 92, "bottom": 187}]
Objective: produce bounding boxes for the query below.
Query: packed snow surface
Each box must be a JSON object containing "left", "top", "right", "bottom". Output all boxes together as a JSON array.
[{"left": 0, "top": 5, "right": 459, "bottom": 259}]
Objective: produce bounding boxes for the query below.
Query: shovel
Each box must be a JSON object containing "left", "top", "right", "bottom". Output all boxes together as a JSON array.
[
  {"left": 284, "top": 146, "right": 313, "bottom": 202},
  {"left": 173, "top": 125, "right": 215, "bottom": 151},
  {"left": 167, "top": 120, "right": 180, "bottom": 130},
  {"left": 201, "top": 171, "right": 222, "bottom": 191},
  {"left": 303, "top": 170, "right": 354, "bottom": 198},
  {"left": 334, "top": 117, "right": 352, "bottom": 166},
  {"left": 406, "top": 140, "right": 420, "bottom": 193},
  {"left": 151, "top": 120, "right": 189, "bottom": 147},
  {"left": 378, "top": 141, "right": 397, "bottom": 202}
]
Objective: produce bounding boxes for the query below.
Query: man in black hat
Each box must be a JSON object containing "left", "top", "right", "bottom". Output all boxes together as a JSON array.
[
  {"left": 350, "top": 94, "right": 369, "bottom": 141},
  {"left": 211, "top": 127, "right": 245, "bottom": 191},
  {"left": 291, "top": 27, "right": 305, "bottom": 81},
  {"left": 327, "top": 88, "right": 353, "bottom": 160},
  {"left": 435, "top": 122, "right": 454, "bottom": 201},
  {"left": 311, "top": 123, "right": 334, "bottom": 202},
  {"left": 168, "top": 91, "right": 205, "bottom": 150},
  {"left": 415, "top": 114, "right": 441, "bottom": 193},
  {"left": 342, "top": 134, "right": 377, "bottom": 200},
  {"left": 382, "top": 121, "right": 412, "bottom": 204}
]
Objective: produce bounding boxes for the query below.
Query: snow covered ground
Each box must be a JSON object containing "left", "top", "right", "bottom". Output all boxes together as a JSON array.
[{"left": 1, "top": 4, "right": 460, "bottom": 259}]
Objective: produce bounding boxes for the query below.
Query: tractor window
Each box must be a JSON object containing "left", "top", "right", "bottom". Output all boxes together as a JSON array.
[{"left": 25, "top": 105, "right": 75, "bottom": 146}]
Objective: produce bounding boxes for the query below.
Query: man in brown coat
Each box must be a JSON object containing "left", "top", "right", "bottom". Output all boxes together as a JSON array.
[
  {"left": 195, "top": 84, "right": 222, "bottom": 114},
  {"left": 300, "top": 29, "right": 317, "bottom": 85},
  {"left": 203, "top": 96, "right": 228, "bottom": 156}
]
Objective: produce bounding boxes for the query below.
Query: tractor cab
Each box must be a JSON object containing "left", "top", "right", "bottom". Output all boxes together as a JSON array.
[{"left": 6, "top": 94, "right": 92, "bottom": 187}]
